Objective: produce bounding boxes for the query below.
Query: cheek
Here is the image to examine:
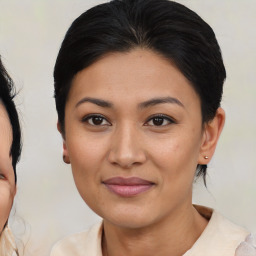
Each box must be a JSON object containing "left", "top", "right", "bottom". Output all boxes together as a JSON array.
[
  {"left": 148, "top": 131, "right": 202, "bottom": 190},
  {"left": 66, "top": 134, "right": 109, "bottom": 197},
  {"left": 150, "top": 132, "right": 200, "bottom": 166},
  {"left": 68, "top": 135, "right": 107, "bottom": 170},
  {"left": 146, "top": 138, "right": 199, "bottom": 214},
  {"left": 67, "top": 137, "right": 109, "bottom": 215},
  {"left": 0, "top": 184, "right": 14, "bottom": 232}
]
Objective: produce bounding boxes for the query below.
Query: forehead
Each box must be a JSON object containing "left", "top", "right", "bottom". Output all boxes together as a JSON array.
[{"left": 67, "top": 49, "right": 200, "bottom": 108}]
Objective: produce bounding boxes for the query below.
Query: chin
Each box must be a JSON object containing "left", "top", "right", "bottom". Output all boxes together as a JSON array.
[
  {"left": 100, "top": 207, "right": 158, "bottom": 230},
  {"left": 107, "top": 217, "right": 151, "bottom": 229}
]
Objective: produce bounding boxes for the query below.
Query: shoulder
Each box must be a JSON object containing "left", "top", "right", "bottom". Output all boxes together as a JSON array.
[
  {"left": 235, "top": 233, "right": 256, "bottom": 256},
  {"left": 187, "top": 206, "right": 250, "bottom": 256},
  {"left": 0, "top": 226, "right": 18, "bottom": 256},
  {"left": 50, "top": 222, "right": 103, "bottom": 256},
  {"left": 213, "top": 211, "right": 249, "bottom": 240}
]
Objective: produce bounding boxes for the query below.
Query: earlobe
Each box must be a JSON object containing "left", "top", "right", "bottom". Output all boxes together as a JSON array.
[
  {"left": 63, "top": 153, "right": 70, "bottom": 164},
  {"left": 198, "top": 108, "right": 225, "bottom": 164},
  {"left": 57, "top": 121, "right": 70, "bottom": 164},
  {"left": 62, "top": 142, "right": 71, "bottom": 164}
]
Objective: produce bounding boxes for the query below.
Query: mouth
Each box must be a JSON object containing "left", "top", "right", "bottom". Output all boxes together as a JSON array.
[{"left": 102, "top": 177, "right": 155, "bottom": 197}]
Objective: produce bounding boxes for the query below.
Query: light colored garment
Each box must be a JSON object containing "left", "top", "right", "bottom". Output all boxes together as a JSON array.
[
  {"left": 0, "top": 226, "right": 18, "bottom": 256},
  {"left": 235, "top": 233, "right": 256, "bottom": 256},
  {"left": 50, "top": 205, "right": 250, "bottom": 256}
]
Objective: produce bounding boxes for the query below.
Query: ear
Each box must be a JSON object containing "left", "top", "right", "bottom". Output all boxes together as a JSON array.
[
  {"left": 198, "top": 108, "right": 225, "bottom": 164},
  {"left": 57, "top": 121, "right": 70, "bottom": 164}
]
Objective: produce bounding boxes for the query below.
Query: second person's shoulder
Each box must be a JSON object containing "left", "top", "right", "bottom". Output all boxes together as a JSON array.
[{"left": 50, "top": 222, "right": 103, "bottom": 256}]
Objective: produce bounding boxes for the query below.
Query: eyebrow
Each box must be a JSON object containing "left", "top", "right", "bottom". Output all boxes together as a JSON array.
[
  {"left": 75, "top": 97, "right": 113, "bottom": 108},
  {"left": 139, "top": 97, "right": 184, "bottom": 109},
  {"left": 75, "top": 96, "right": 184, "bottom": 109}
]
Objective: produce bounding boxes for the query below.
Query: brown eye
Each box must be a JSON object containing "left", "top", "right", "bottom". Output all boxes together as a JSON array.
[
  {"left": 91, "top": 116, "right": 104, "bottom": 125},
  {"left": 146, "top": 114, "right": 175, "bottom": 126},
  {"left": 152, "top": 117, "right": 164, "bottom": 126},
  {"left": 82, "top": 115, "right": 111, "bottom": 126}
]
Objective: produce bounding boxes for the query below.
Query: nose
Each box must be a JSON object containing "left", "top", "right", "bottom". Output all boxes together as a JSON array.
[{"left": 107, "top": 123, "right": 147, "bottom": 169}]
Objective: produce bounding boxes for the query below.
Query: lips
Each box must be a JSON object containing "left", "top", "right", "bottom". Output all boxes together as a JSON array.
[{"left": 102, "top": 177, "right": 154, "bottom": 197}]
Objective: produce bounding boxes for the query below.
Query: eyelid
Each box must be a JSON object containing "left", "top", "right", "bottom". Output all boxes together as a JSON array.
[
  {"left": 144, "top": 114, "right": 176, "bottom": 126},
  {"left": 0, "top": 173, "right": 5, "bottom": 179},
  {"left": 81, "top": 114, "right": 111, "bottom": 126}
]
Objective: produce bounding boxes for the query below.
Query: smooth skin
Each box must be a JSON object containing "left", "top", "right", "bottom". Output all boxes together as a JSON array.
[
  {"left": 59, "top": 48, "right": 225, "bottom": 256},
  {"left": 0, "top": 103, "right": 16, "bottom": 233}
]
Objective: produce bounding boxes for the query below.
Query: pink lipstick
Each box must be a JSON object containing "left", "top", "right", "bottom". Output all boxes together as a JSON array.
[{"left": 102, "top": 177, "right": 154, "bottom": 197}]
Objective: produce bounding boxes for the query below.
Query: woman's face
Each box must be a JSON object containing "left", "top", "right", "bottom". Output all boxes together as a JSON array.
[
  {"left": 62, "top": 49, "right": 209, "bottom": 229},
  {"left": 0, "top": 103, "right": 15, "bottom": 233}
]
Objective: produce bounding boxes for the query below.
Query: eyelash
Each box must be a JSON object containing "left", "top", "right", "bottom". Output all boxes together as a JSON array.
[
  {"left": 81, "top": 114, "right": 111, "bottom": 126},
  {"left": 81, "top": 114, "right": 175, "bottom": 127},
  {"left": 0, "top": 174, "right": 5, "bottom": 180},
  {"left": 145, "top": 114, "right": 176, "bottom": 126}
]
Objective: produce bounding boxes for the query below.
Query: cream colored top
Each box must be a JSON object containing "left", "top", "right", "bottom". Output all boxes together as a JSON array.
[
  {"left": 0, "top": 226, "right": 18, "bottom": 256},
  {"left": 51, "top": 206, "right": 250, "bottom": 256}
]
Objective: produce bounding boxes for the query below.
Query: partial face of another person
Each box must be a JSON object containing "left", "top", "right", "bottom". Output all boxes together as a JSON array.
[
  {"left": 62, "top": 49, "right": 219, "bottom": 229},
  {"left": 0, "top": 103, "right": 15, "bottom": 233}
]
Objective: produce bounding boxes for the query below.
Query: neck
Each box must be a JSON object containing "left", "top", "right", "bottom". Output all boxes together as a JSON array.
[{"left": 102, "top": 203, "right": 208, "bottom": 256}]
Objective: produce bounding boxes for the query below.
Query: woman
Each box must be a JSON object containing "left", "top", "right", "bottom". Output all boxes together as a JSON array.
[
  {"left": 0, "top": 56, "right": 22, "bottom": 256},
  {"left": 51, "top": 0, "right": 254, "bottom": 255}
]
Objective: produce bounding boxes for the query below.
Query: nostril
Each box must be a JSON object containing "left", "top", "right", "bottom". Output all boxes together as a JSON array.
[{"left": 107, "top": 148, "right": 146, "bottom": 169}]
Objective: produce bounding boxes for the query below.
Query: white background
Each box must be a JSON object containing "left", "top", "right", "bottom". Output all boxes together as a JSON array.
[{"left": 0, "top": 0, "right": 255, "bottom": 255}]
